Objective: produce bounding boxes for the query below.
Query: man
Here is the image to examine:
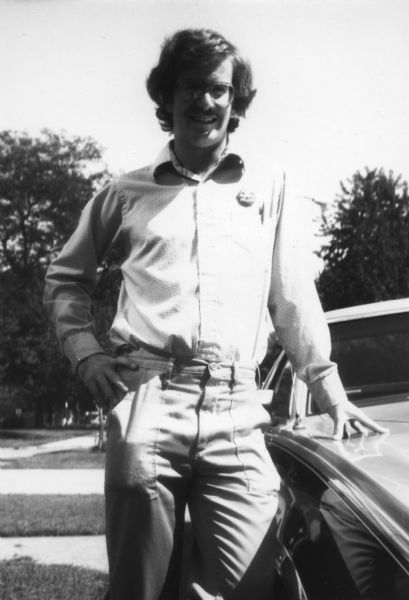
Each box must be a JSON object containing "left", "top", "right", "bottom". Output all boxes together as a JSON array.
[{"left": 44, "top": 29, "right": 386, "bottom": 600}]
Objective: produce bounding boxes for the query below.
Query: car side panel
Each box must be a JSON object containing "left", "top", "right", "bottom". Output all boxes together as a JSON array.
[{"left": 269, "top": 442, "right": 409, "bottom": 600}]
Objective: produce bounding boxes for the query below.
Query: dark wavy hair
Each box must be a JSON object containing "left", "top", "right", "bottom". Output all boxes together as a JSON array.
[{"left": 146, "top": 29, "right": 257, "bottom": 133}]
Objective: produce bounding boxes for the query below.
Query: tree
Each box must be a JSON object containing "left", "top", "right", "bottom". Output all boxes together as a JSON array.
[
  {"left": 0, "top": 129, "right": 113, "bottom": 426},
  {"left": 317, "top": 168, "right": 409, "bottom": 310},
  {"left": 0, "top": 129, "right": 108, "bottom": 274}
]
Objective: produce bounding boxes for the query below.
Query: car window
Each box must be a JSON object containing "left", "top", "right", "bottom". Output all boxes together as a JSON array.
[{"left": 329, "top": 312, "right": 409, "bottom": 400}]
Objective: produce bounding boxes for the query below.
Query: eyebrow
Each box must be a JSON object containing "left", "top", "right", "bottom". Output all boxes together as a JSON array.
[
  {"left": 178, "top": 78, "right": 230, "bottom": 86},
  {"left": 178, "top": 74, "right": 228, "bottom": 84}
]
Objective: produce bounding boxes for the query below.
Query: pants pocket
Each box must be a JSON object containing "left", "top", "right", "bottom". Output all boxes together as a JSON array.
[
  {"left": 105, "top": 370, "right": 163, "bottom": 499},
  {"left": 106, "top": 363, "right": 143, "bottom": 413},
  {"left": 229, "top": 390, "right": 280, "bottom": 494}
]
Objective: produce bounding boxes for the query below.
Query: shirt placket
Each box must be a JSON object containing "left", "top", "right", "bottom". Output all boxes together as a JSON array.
[{"left": 195, "top": 181, "right": 231, "bottom": 360}]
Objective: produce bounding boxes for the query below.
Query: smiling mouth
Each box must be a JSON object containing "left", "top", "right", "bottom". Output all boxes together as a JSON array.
[{"left": 189, "top": 114, "right": 217, "bottom": 125}]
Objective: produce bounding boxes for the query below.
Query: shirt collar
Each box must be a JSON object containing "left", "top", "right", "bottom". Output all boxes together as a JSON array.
[{"left": 152, "top": 140, "right": 245, "bottom": 185}]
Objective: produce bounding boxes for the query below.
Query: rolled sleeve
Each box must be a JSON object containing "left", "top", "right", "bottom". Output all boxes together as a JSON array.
[
  {"left": 309, "top": 370, "right": 349, "bottom": 412},
  {"left": 63, "top": 332, "right": 106, "bottom": 368}
]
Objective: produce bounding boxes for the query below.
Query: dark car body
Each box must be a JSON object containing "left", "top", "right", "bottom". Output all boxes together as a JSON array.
[{"left": 263, "top": 298, "right": 409, "bottom": 600}]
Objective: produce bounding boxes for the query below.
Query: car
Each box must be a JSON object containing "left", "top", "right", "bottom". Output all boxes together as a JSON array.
[{"left": 263, "top": 297, "right": 409, "bottom": 600}]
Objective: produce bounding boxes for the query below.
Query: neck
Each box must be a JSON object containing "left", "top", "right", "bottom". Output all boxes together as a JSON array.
[{"left": 173, "top": 139, "right": 227, "bottom": 177}]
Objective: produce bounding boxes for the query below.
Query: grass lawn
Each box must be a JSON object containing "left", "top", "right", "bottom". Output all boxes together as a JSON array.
[
  {"left": 0, "top": 495, "right": 105, "bottom": 536},
  {"left": 0, "top": 429, "right": 94, "bottom": 449},
  {"left": 0, "top": 557, "right": 108, "bottom": 600},
  {"left": 0, "top": 448, "right": 106, "bottom": 469}
]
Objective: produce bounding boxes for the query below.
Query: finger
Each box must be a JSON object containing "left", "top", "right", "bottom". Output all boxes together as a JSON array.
[
  {"left": 350, "top": 420, "right": 367, "bottom": 436},
  {"left": 95, "top": 374, "right": 116, "bottom": 403},
  {"left": 348, "top": 411, "right": 389, "bottom": 435},
  {"left": 332, "top": 417, "right": 347, "bottom": 441},
  {"left": 112, "top": 378, "right": 129, "bottom": 393},
  {"left": 114, "top": 356, "right": 139, "bottom": 370},
  {"left": 103, "top": 368, "right": 130, "bottom": 393},
  {"left": 87, "top": 379, "right": 101, "bottom": 401}
]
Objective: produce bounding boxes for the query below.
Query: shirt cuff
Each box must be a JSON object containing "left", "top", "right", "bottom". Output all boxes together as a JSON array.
[
  {"left": 63, "top": 332, "right": 105, "bottom": 369},
  {"left": 309, "top": 370, "right": 348, "bottom": 413}
]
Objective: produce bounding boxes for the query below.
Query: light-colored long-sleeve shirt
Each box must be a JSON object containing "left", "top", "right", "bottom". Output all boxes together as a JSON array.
[{"left": 44, "top": 142, "right": 348, "bottom": 412}]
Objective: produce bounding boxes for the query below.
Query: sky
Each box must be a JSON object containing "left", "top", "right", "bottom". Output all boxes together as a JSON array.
[{"left": 1, "top": 0, "right": 409, "bottom": 259}]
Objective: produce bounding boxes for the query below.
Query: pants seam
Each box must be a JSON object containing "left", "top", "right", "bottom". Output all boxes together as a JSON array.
[{"left": 228, "top": 392, "right": 250, "bottom": 492}]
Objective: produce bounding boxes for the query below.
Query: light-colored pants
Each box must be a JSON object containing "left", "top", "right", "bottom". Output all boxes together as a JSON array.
[{"left": 105, "top": 347, "right": 280, "bottom": 600}]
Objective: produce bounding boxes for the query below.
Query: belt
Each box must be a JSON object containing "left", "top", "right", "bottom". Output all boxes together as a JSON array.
[{"left": 115, "top": 342, "right": 258, "bottom": 373}]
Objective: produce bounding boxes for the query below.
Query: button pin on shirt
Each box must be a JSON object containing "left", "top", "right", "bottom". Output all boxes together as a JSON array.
[
  {"left": 236, "top": 190, "right": 256, "bottom": 206},
  {"left": 236, "top": 190, "right": 265, "bottom": 223}
]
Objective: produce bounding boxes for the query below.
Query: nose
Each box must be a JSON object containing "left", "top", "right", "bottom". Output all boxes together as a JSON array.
[{"left": 195, "top": 90, "right": 214, "bottom": 109}]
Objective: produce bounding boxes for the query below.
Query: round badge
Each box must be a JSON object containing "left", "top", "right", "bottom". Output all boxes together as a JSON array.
[{"left": 236, "top": 190, "right": 256, "bottom": 206}]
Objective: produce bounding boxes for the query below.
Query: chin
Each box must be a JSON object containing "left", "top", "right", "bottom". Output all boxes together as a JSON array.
[{"left": 191, "top": 131, "right": 224, "bottom": 148}]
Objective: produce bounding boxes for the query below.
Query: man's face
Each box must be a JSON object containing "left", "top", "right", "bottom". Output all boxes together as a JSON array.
[{"left": 167, "top": 57, "right": 234, "bottom": 154}]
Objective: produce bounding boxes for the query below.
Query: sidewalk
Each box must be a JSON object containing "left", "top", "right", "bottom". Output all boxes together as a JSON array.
[
  {"left": 0, "top": 535, "right": 108, "bottom": 572},
  {"left": 0, "top": 434, "right": 191, "bottom": 575},
  {"left": 0, "top": 433, "right": 107, "bottom": 571},
  {"left": 0, "top": 431, "right": 104, "bottom": 494},
  {"left": 0, "top": 468, "right": 104, "bottom": 494},
  {"left": 0, "top": 433, "right": 97, "bottom": 460}
]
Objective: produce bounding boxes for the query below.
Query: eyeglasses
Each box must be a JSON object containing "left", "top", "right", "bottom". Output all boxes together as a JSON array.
[{"left": 176, "top": 82, "right": 235, "bottom": 106}]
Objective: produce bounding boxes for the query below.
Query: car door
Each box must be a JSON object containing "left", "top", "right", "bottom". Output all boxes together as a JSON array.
[
  {"left": 264, "top": 354, "right": 409, "bottom": 600},
  {"left": 269, "top": 439, "right": 409, "bottom": 600}
]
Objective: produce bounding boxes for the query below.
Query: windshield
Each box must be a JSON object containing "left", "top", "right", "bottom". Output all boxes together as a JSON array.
[{"left": 329, "top": 312, "right": 409, "bottom": 399}]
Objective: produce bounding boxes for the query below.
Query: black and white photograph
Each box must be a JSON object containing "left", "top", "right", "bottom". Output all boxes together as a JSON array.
[{"left": 0, "top": 1, "right": 408, "bottom": 598}]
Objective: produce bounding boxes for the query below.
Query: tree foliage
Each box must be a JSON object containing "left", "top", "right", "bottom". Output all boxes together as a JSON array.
[
  {"left": 0, "top": 129, "right": 108, "bottom": 274},
  {"left": 0, "top": 129, "right": 113, "bottom": 426},
  {"left": 317, "top": 168, "right": 409, "bottom": 310}
]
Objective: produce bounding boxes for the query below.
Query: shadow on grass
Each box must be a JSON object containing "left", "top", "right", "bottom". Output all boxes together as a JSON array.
[
  {"left": 0, "top": 557, "right": 108, "bottom": 600},
  {"left": 0, "top": 495, "right": 105, "bottom": 536}
]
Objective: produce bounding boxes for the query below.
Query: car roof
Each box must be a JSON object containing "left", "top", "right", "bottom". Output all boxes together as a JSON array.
[{"left": 325, "top": 297, "right": 409, "bottom": 323}]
